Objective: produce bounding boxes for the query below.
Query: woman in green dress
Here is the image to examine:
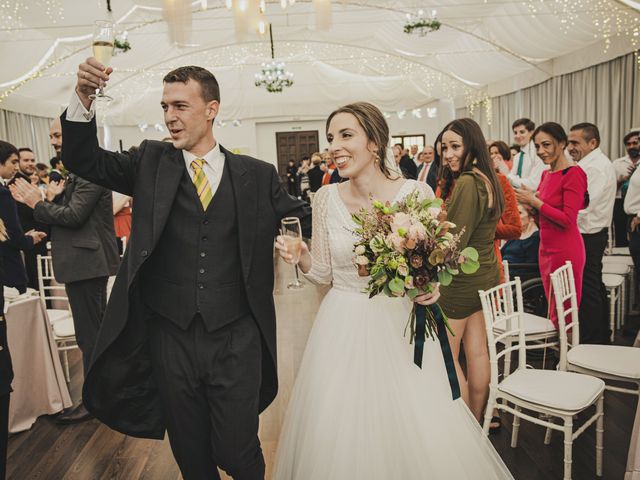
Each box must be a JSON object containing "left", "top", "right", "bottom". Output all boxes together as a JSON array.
[{"left": 438, "top": 118, "right": 504, "bottom": 422}]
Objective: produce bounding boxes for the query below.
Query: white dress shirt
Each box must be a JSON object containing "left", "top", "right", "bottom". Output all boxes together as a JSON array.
[
  {"left": 66, "top": 91, "right": 223, "bottom": 196},
  {"left": 507, "top": 140, "right": 549, "bottom": 190},
  {"left": 625, "top": 166, "right": 640, "bottom": 216},
  {"left": 612, "top": 154, "right": 637, "bottom": 199},
  {"left": 417, "top": 161, "right": 434, "bottom": 182},
  {"left": 577, "top": 147, "right": 616, "bottom": 234}
]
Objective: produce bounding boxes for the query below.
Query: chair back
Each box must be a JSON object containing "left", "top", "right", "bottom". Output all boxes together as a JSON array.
[
  {"left": 502, "top": 259, "right": 510, "bottom": 283},
  {"left": 550, "top": 261, "right": 580, "bottom": 371},
  {"left": 36, "top": 255, "right": 70, "bottom": 309},
  {"left": 479, "top": 278, "right": 526, "bottom": 386}
]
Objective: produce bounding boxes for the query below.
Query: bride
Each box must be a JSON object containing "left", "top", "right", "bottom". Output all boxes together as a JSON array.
[{"left": 273, "top": 102, "right": 513, "bottom": 479}]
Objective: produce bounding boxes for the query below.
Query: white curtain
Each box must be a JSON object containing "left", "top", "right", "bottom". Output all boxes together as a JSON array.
[
  {"left": 457, "top": 52, "right": 639, "bottom": 160},
  {"left": 0, "top": 110, "right": 55, "bottom": 166}
]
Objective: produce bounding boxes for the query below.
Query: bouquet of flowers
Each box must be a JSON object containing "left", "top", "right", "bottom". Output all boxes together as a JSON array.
[{"left": 352, "top": 191, "right": 480, "bottom": 371}]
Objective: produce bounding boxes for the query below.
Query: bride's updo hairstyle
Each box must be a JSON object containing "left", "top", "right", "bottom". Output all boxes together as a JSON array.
[{"left": 325, "top": 102, "right": 397, "bottom": 179}]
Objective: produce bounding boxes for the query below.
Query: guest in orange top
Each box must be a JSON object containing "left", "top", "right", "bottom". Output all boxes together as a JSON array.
[
  {"left": 490, "top": 140, "right": 513, "bottom": 172},
  {"left": 492, "top": 143, "right": 522, "bottom": 281}
]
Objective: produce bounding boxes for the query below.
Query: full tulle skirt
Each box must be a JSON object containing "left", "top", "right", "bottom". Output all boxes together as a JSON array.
[{"left": 273, "top": 288, "right": 514, "bottom": 480}]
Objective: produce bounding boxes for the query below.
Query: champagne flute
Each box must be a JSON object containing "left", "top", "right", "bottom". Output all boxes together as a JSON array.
[
  {"left": 90, "top": 20, "right": 115, "bottom": 102},
  {"left": 281, "top": 217, "right": 304, "bottom": 290}
]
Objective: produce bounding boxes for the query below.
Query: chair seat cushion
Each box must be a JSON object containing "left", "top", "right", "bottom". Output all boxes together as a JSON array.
[
  {"left": 602, "top": 264, "right": 631, "bottom": 275},
  {"left": 52, "top": 317, "right": 75, "bottom": 338},
  {"left": 602, "top": 274, "right": 624, "bottom": 288},
  {"left": 47, "top": 309, "right": 71, "bottom": 324},
  {"left": 499, "top": 369, "right": 604, "bottom": 411},
  {"left": 603, "top": 256, "right": 634, "bottom": 266},
  {"left": 568, "top": 344, "right": 640, "bottom": 380},
  {"left": 494, "top": 313, "right": 556, "bottom": 335}
]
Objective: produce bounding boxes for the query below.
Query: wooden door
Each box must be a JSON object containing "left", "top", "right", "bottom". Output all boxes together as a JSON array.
[{"left": 276, "top": 130, "right": 319, "bottom": 180}]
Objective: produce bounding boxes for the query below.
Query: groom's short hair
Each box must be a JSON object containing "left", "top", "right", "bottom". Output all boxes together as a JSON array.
[{"left": 163, "top": 66, "right": 221, "bottom": 103}]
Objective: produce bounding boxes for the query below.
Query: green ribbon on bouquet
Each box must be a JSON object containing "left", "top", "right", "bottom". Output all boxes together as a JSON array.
[{"left": 414, "top": 304, "right": 461, "bottom": 401}]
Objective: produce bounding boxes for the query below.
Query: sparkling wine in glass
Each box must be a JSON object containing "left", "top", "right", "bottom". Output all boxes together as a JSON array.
[
  {"left": 281, "top": 217, "right": 304, "bottom": 290},
  {"left": 90, "top": 20, "right": 114, "bottom": 101}
]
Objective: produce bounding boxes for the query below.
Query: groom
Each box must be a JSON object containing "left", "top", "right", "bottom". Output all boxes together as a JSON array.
[{"left": 62, "top": 58, "right": 311, "bottom": 479}]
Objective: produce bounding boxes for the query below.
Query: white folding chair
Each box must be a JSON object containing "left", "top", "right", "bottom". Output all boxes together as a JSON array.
[
  {"left": 552, "top": 262, "right": 640, "bottom": 398},
  {"left": 481, "top": 277, "right": 605, "bottom": 480},
  {"left": 603, "top": 255, "right": 635, "bottom": 317},
  {"left": 36, "top": 254, "right": 78, "bottom": 382},
  {"left": 500, "top": 260, "right": 557, "bottom": 375},
  {"left": 602, "top": 273, "right": 624, "bottom": 341}
]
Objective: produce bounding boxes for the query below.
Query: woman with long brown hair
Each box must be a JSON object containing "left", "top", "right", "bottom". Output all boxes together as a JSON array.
[
  {"left": 438, "top": 118, "right": 505, "bottom": 423},
  {"left": 273, "top": 105, "right": 512, "bottom": 479}
]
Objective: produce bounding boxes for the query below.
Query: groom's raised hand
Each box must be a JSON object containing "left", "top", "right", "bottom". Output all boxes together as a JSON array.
[{"left": 75, "top": 57, "right": 113, "bottom": 109}]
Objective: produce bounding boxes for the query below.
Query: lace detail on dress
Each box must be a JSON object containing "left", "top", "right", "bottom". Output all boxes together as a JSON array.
[{"left": 303, "top": 180, "right": 434, "bottom": 293}]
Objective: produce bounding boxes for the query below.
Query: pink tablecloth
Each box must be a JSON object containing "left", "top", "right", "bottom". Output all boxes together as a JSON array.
[{"left": 6, "top": 296, "right": 72, "bottom": 432}]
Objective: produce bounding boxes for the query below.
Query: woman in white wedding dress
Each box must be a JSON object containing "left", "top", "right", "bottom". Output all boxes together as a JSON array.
[{"left": 273, "top": 102, "right": 513, "bottom": 480}]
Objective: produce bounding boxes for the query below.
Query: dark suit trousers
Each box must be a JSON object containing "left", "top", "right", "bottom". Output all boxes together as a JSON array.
[
  {"left": 579, "top": 230, "right": 610, "bottom": 344},
  {"left": 613, "top": 198, "right": 629, "bottom": 247},
  {"left": 65, "top": 276, "right": 108, "bottom": 376},
  {"left": 0, "top": 393, "right": 8, "bottom": 480},
  {"left": 149, "top": 313, "right": 264, "bottom": 480}
]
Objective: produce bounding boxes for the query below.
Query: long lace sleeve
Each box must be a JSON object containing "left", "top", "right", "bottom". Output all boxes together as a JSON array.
[
  {"left": 412, "top": 179, "right": 435, "bottom": 200},
  {"left": 303, "top": 185, "right": 333, "bottom": 285}
]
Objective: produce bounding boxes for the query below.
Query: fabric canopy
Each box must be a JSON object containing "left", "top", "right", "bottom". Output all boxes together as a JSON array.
[{"left": 0, "top": 0, "right": 638, "bottom": 125}]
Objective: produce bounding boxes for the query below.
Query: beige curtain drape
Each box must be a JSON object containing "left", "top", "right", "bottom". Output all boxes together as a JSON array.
[
  {"left": 457, "top": 52, "right": 639, "bottom": 160},
  {"left": 0, "top": 110, "right": 55, "bottom": 166}
]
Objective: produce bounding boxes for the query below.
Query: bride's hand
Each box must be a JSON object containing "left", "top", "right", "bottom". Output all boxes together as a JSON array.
[
  {"left": 413, "top": 284, "right": 440, "bottom": 306},
  {"left": 275, "top": 235, "right": 310, "bottom": 265}
]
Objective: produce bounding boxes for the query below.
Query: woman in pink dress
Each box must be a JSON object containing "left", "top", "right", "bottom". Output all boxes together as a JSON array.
[{"left": 515, "top": 122, "right": 587, "bottom": 328}]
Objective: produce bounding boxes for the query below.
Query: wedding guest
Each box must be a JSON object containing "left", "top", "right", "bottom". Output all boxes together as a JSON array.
[
  {"left": 438, "top": 118, "right": 505, "bottom": 422},
  {"left": 500, "top": 118, "right": 548, "bottom": 190},
  {"left": 307, "top": 153, "right": 324, "bottom": 193},
  {"left": 113, "top": 192, "right": 132, "bottom": 254},
  {"left": 624, "top": 158, "right": 640, "bottom": 305},
  {"left": 515, "top": 122, "right": 587, "bottom": 329},
  {"left": 409, "top": 144, "right": 420, "bottom": 167},
  {"left": 0, "top": 218, "right": 12, "bottom": 480},
  {"left": 490, "top": 141, "right": 513, "bottom": 172},
  {"left": 0, "top": 141, "right": 47, "bottom": 294},
  {"left": 286, "top": 159, "right": 297, "bottom": 196},
  {"left": 510, "top": 144, "right": 520, "bottom": 160},
  {"left": 7, "top": 147, "right": 49, "bottom": 290},
  {"left": 417, "top": 146, "right": 436, "bottom": 183},
  {"left": 394, "top": 143, "right": 417, "bottom": 180},
  {"left": 35, "top": 163, "right": 50, "bottom": 184},
  {"left": 10, "top": 117, "right": 120, "bottom": 424},
  {"left": 494, "top": 170, "right": 522, "bottom": 283},
  {"left": 568, "top": 122, "right": 616, "bottom": 344},
  {"left": 613, "top": 130, "right": 640, "bottom": 247},
  {"left": 501, "top": 204, "right": 540, "bottom": 280},
  {"left": 297, "top": 156, "right": 311, "bottom": 200}
]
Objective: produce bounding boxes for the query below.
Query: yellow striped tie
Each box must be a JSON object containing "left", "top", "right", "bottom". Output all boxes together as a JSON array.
[{"left": 191, "top": 159, "right": 213, "bottom": 210}]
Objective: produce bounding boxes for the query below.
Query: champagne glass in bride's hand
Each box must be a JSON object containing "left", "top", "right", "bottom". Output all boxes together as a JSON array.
[
  {"left": 90, "top": 20, "right": 114, "bottom": 101},
  {"left": 280, "top": 217, "right": 305, "bottom": 290}
]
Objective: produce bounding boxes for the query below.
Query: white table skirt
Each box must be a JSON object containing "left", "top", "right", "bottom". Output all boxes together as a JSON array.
[{"left": 6, "top": 295, "right": 72, "bottom": 433}]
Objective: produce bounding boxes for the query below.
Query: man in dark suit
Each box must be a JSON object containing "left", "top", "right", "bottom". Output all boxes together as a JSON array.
[
  {"left": 10, "top": 117, "right": 120, "bottom": 424},
  {"left": 64, "top": 59, "right": 311, "bottom": 480},
  {"left": 393, "top": 143, "right": 417, "bottom": 179},
  {"left": 7, "top": 147, "right": 49, "bottom": 290}
]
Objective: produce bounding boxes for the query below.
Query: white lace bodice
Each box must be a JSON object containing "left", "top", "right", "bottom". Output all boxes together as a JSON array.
[{"left": 303, "top": 180, "right": 435, "bottom": 293}]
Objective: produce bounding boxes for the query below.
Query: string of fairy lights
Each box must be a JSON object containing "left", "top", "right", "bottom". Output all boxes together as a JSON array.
[{"left": 0, "top": 0, "right": 638, "bottom": 114}]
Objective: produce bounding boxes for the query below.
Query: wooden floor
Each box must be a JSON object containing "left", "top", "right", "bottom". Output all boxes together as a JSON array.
[{"left": 7, "top": 259, "right": 638, "bottom": 479}]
